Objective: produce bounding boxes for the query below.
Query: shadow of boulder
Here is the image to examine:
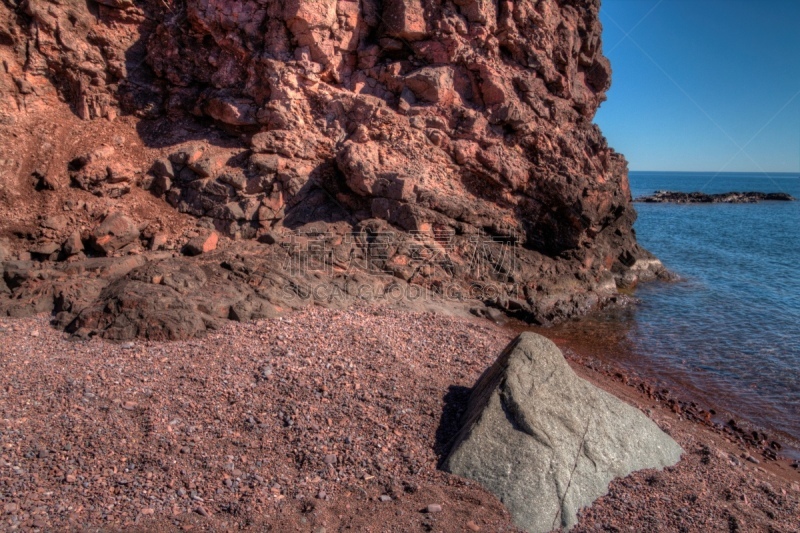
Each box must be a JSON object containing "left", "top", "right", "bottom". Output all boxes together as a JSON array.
[{"left": 434, "top": 384, "right": 472, "bottom": 468}]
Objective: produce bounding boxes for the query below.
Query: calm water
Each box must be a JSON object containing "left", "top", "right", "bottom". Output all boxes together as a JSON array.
[{"left": 541, "top": 172, "right": 800, "bottom": 452}]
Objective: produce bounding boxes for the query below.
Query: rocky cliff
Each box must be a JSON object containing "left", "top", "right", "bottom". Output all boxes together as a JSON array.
[{"left": 0, "top": 0, "right": 666, "bottom": 338}]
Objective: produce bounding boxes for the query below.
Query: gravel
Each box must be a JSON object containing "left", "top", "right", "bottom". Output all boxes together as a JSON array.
[{"left": 0, "top": 306, "right": 798, "bottom": 531}]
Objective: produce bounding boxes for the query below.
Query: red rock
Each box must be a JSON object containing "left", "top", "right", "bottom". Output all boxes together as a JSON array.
[
  {"left": 183, "top": 232, "right": 219, "bottom": 256},
  {"left": 383, "top": 0, "right": 428, "bottom": 41},
  {"left": 90, "top": 212, "right": 140, "bottom": 255},
  {"left": 63, "top": 231, "right": 84, "bottom": 256},
  {"left": 149, "top": 233, "right": 168, "bottom": 251},
  {"left": 204, "top": 97, "right": 257, "bottom": 126},
  {"left": 405, "top": 66, "right": 456, "bottom": 104}
]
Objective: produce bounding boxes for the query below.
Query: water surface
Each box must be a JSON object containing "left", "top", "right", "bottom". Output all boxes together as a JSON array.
[{"left": 537, "top": 172, "right": 800, "bottom": 453}]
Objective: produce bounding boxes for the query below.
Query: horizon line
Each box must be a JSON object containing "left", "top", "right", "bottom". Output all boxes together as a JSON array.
[{"left": 629, "top": 169, "right": 799, "bottom": 175}]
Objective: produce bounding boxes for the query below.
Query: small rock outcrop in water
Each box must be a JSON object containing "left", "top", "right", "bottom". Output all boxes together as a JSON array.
[
  {"left": 635, "top": 191, "right": 795, "bottom": 203},
  {"left": 444, "top": 333, "right": 683, "bottom": 533}
]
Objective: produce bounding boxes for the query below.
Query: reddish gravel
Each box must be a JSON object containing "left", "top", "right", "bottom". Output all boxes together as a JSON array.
[{"left": 1, "top": 307, "right": 798, "bottom": 532}]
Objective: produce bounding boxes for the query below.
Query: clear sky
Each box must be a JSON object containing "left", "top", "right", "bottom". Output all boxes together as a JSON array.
[{"left": 594, "top": 0, "right": 800, "bottom": 173}]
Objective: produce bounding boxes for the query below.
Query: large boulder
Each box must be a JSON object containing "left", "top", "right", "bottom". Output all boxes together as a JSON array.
[{"left": 444, "top": 333, "right": 683, "bottom": 533}]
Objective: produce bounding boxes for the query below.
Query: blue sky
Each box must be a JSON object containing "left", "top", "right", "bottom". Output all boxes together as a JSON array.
[{"left": 594, "top": 0, "right": 800, "bottom": 173}]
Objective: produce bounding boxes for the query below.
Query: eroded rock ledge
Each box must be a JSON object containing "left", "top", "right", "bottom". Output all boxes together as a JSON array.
[{"left": 0, "top": 0, "right": 666, "bottom": 337}]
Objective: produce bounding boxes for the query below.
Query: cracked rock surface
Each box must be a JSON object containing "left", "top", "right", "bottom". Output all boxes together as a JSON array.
[{"left": 444, "top": 332, "right": 683, "bottom": 532}]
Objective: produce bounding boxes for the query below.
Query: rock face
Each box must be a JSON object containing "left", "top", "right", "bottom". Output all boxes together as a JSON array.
[
  {"left": 139, "top": 0, "right": 637, "bottom": 257},
  {"left": 444, "top": 333, "right": 683, "bottom": 532},
  {"left": 0, "top": 0, "right": 668, "bottom": 335},
  {"left": 635, "top": 191, "right": 796, "bottom": 204}
]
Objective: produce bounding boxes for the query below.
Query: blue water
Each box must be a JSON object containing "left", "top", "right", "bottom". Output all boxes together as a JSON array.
[{"left": 631, "top": 172, "right": 800, "bottom": 445}]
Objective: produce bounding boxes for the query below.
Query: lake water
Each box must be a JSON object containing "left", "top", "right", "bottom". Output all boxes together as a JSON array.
[{"left": 539, "top": 171, "right": 800, "bottom": 453}]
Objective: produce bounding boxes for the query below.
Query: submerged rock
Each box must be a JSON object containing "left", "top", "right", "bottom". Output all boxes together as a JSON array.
[
  {"left": 444, "top": 333, "right": 683, "bottom": 533},
  {"left": 635, "top": 191, "right": 795, "bottom": 203}
]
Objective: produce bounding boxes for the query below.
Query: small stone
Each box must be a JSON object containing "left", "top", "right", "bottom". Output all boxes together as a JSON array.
[
  {"left": 152, "top": 158, "right": 175, "bottom": 179},
  {"left": 91, "top": 212, "right": 140, "bottom": 255},
  {"left": 150, "top": 233, "right": 168, "bottom": 251},
  {"left": 187, "top": 154, "right": 223, "bottom": 178},
  {"left": 41, "top": 215, "right": 68, "bottom": 231},
  {"left": 466, "top": 520, "right": 481, "bottom": 531},
  {"left": 65, "top": 474, "right": 77, "bottom": 483},
  {"left": 30, "top": 329, "right": 40, "bottom": 337},
  {"left": 219, "top": 172, "right": 247, "bottom": 191},
  {"left": 30, "top": 242, "right": 61, "bottom": 256},
  {"left": 63, "top": 231, "right": 84, "bottom": 256},
  {"left": 140, "top": 508, "right": 155, "bottom": 515},
  {"left": 323, "top": 454, "right": 337, "bottom": 465},
  {"left": 4, "top": 503, "right": 18, "bottom": 513},
  {"left": 746, "top": 455, "right": 760, "bottom": 464},
  {"left": 194, "top": 505, "right": 210, "bottom": 517},
  {"left": 183, "top": 232, "right": 219, "bottom": 256},
  {"left": 379, "top": 495, "right": 392, "bottom": 502},
  {"left": 122, "top": 401, "right": 137, "bottom": 410},
  {"left": 426, "top": 504, "right": 442, "bottom": 513},
  {"left": 250, "top": 153, "right": 280, "bottom": 174},
  {"left": 170, "top": 144, "right": 204, "bottom": 166}
]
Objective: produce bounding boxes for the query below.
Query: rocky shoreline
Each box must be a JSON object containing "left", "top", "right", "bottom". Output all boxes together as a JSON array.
[
  {"left": 635, "top": 190, "right": 796, "bottom": 203},
  {"left": 0, "top": 307, "right": 798, "bottom": 532},
  {"left": 2, "top": 0, "right": 798, "bottom": 530}
]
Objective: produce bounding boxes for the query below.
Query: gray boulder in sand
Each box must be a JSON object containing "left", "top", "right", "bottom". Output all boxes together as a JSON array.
[{"left": 444, "top": 333, "right": 683, "bottom": 532}]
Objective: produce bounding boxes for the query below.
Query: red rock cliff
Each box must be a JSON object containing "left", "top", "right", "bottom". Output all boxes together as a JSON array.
[{"left": 0, "top": 0, "right": 665, "bottom": 333}]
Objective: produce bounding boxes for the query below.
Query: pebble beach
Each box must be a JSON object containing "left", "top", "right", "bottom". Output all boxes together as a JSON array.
[{"left": 1, "top": 307, "right": 798, "bottom": 532}]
